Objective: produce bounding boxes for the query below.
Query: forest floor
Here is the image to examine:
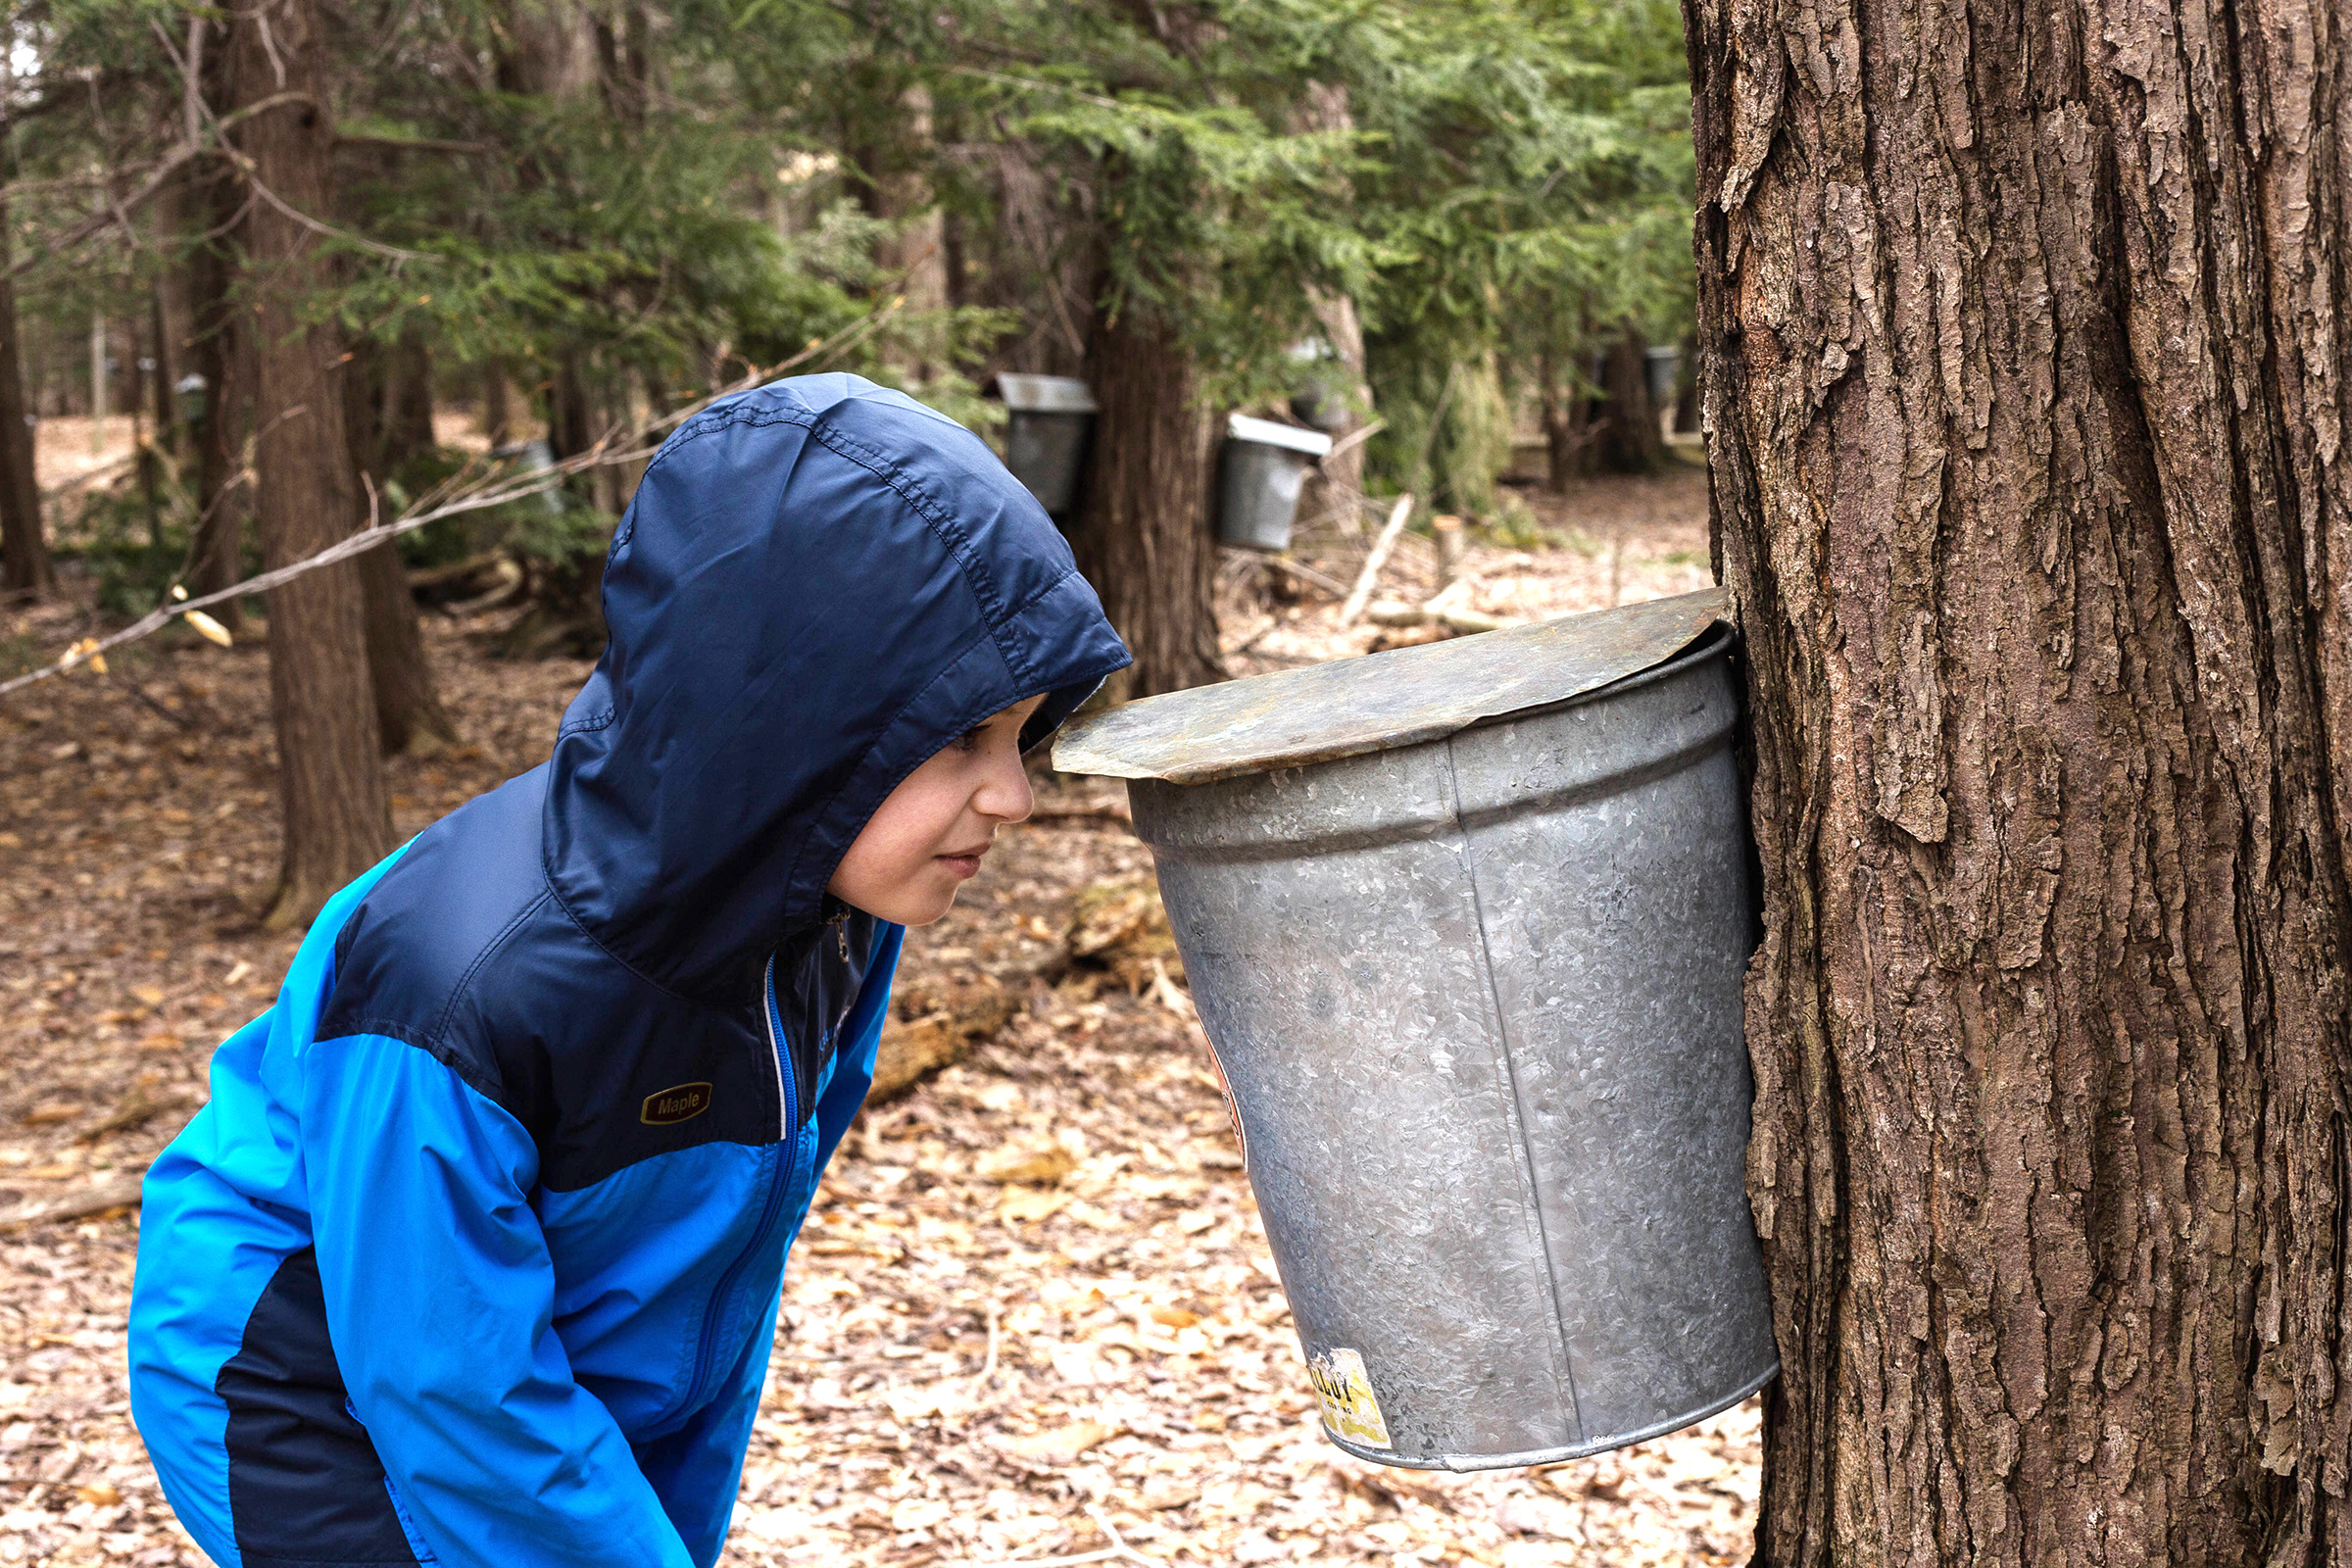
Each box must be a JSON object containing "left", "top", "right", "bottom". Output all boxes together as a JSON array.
[{"left": 0, "top": 458, "right": 1758, "bottom": 1567}]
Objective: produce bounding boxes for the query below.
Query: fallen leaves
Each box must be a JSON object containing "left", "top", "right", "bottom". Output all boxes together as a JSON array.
[
  {"left": 0, "top": 490, "right": 1761, "bottom": 1568},
  {"left": 998, "top": 1419, "right": 1120, "bottom": 1467},
  {"left": 976, "top": 1139, "right": 1077, "bottom": 1186},
  {"left": 997, "top": 1186, "right": 1069, "bottom": 1225}
]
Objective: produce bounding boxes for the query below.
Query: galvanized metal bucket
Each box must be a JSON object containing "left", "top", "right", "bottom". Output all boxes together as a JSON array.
[
  {"left": 997, "top": 373, "right": 1097, "bottom": 517},
  {"left": 1217, "top": 415, "right": 1334, "bottom": 553},
  {"left": 1054, "top": 590, "right": 1777, "bottom": 1470}
]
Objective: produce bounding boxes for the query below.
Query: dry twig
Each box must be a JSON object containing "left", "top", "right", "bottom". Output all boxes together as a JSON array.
[{"left": 1338, "top": 493, "right": 1416, "bottom": 625}]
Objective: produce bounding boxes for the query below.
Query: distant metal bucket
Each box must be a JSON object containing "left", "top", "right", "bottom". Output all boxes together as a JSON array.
[
  {"left": 1126, "top": 622, "right": 1776, "bottom": 1469},
  {"left": 998, "top": 373, "right": 1097, "bottom": 517},
  {"left": 1217, "top": 416, "right": 1334, "bottom": 553}
]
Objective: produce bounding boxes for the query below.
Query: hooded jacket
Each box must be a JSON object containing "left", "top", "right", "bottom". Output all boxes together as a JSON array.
[{"left": 126, "top": 374, "right": 1130, "bottom": 1568}]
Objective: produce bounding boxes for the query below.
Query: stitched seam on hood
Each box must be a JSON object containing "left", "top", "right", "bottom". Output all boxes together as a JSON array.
[
  {"left": 1000, "top": 564, "right": 1087, "bottom": 623},
  {"left": 798, "top": 419, "right": 1032, "bottom": 688},
  {"left": 612, "top": 402, "right": 801, "bottom": 553},
  {"left": 612, "top": 398, "right": 1033, "bottom": 689},
  {"left": 556, "top": 706, "right": 617, "bottom": 743}
]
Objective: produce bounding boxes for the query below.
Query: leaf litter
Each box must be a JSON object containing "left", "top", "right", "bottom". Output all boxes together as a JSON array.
[{"left": 0, "top": 464, "right": 1756, "bottom": 1566}]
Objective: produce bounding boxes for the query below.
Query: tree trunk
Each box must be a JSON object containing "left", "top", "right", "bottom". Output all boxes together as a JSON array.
[
  {"left": 1592, "top": 323, "right": 1663, "bottom": 475},
  {"left": 187, "top": 157, "right": 246, "bottom": 627},
  {"left": 481, "top": 362, "right": 513, "bottom": 448},
  {"left": 227, "top": 0, "right": 394, "bottom": 928},
  {"left": 343, "top": 333, "right": 459, "bottom": 757},
  {"left": 1070, "top": 302, "right": 1220, "bottom": 699},
  {"left": 491, "top": 0, "right": 611, "bottom": 662},
  {"left": 1538, "top": 349, "right": 1592, "bottom": 494},
  {"left": 0, "top": 185, "right": 47, "bottom": 596},
  {"left": 1684, "top": 0, "right": 2352, "bottom": 1559},
  {"left": 1288, "top": 83, "right": 1371, "bottom": 533}
]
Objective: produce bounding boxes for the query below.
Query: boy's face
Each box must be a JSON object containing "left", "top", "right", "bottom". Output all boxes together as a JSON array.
[{"left": 827, "top": 694, "right": 1049, "bottom": 926}]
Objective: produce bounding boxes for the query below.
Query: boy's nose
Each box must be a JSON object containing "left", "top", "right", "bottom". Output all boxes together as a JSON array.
[{"left": 977, "top": 758, "right": 1035, "bottom": 824}]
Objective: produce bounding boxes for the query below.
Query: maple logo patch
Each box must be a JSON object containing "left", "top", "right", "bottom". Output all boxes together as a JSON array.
[{"left": 641, "top": 1082, "right": 713, "bottom": 1126}]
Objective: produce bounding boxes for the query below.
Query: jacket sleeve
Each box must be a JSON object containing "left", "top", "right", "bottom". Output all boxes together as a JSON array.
[
  {"left": 633, "top": 927, "right": 903, "bottom": 1560},
  {"left": 298, "top": 1030, "right": 696, "bottom": 1568}
]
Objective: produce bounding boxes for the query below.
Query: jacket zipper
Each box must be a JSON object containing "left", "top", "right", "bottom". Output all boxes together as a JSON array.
[{"left": 676, "top": 954, "right": 799, "bottom": 1422}]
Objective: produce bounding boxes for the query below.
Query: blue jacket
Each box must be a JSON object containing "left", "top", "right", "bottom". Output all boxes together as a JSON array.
[{"left": 127, "top": 374, "right": 1130, "bottom": 1568}]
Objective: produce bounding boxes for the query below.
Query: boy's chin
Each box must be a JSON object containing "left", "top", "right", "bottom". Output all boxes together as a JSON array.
[{"left": 858, "top": 881, "right": 961, "bottom": 928}]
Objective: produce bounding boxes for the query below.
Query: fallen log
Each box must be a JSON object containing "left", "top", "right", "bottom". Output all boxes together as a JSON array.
[{"left": 0, "top": 1176, "right": 145, "bottom": 1233}]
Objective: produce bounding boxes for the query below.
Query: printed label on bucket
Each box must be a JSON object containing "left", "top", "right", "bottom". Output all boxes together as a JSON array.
[{"left": 1306, "top": 1348, "right": 1392, "bottom": 1449}]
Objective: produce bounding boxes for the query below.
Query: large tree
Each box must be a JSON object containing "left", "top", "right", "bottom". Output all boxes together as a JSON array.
[
  {"left": 1684, "top": 0, "right": 2352, "bottom": 1560},
  {"left": 227, "top": 0, "right": 394, "bottom": 928}
]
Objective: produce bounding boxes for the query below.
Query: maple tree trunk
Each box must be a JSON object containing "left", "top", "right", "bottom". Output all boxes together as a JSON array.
[
  {"left": 1538, "top": 349, "right": 1592, "bottom": 495},
  {"left": 0, "top": 192, "right": 47, "bottom": 596},
  {"left": 228, "top": 0, "right": 393, "bottom": 928},
  {"left": 1070, "top": 302, "right": 1221, "bottom": 699},
  {"left": 1592, "top": 323, "right": 1662, "bottom": 475},
  {"left": 344, "top": 333, "right": 458, "bottom": 757},
  {"left": 1685, "top": 0, "right": 2352, "bottom": 1559},
  {"left": 186, "top": 156, "right": 246, "bottom": 628},
  {"left": 1292, "top": 82, "right": 1371, "bottom": 528}
]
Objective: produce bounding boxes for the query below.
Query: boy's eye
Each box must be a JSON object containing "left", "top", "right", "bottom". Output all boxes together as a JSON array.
[{"left": 956, "top": 727, "right": 984, "bottom": 754}]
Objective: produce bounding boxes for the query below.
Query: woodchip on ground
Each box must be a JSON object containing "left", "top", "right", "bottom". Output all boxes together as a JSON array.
[{"left": 0, "top": 459, "right": 1757, "bottom": 1567}]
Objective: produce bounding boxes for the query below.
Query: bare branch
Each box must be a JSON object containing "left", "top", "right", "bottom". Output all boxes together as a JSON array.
[{"left": 0, "top": 296, "right": 910, "bottom": 699}]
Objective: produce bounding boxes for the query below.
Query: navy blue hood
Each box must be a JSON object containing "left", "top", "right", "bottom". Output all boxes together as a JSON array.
[{"left": 542, "top": 373, "right": 1130, "bottom": 999}]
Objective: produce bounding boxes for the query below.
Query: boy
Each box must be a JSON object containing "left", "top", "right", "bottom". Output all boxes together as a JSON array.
[{"left": 126, "top": 373, "right": 1131, "bottom": 1567}]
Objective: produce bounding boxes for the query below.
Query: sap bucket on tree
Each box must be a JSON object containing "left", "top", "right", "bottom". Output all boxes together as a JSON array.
[
  {"left": 1054, "top": 589, "right": 1778, "bottom": 1471},
  {"left": 1216, "top": 415, "right": 1333, "bottom": 553},
  {"left": 996, "top": 373, "right": 1098, "bottom": 519}
]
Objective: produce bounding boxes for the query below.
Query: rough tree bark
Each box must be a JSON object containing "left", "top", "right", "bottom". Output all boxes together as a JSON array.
[
  {"left": 1292, "top": 82, "right": 1373, "bottom": 530},
  {"left": 1684, "top": 0, "right": 2352, "bottom": 1560},
  {"left": 1070, "top": 301, "right": 1221, "bottom": 699},
  {"left": 849, "top": 74, "right": 950, "bottom": 380},
  {"left": 0, "top": 178, "right": 47, "bottom": 594},
  {"left": 343, "top": 331, "right": 458, "bottom": 756},
  {"left": 1592, "top": 323, "right": 1663, "bottom": 475},
  {"left": 185, "top": 155, "right": 246, "bottom": 627},
  {"left": 1538, "top": 346, "right": 1593, "bottom": 494},
  {"left": 227, "top": 0, "right": 394, "bottom": 928}
]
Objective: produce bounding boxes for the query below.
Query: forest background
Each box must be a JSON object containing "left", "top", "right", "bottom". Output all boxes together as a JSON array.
[{"left": 0, "top": 0, "right": 1699, "bottom": 930}]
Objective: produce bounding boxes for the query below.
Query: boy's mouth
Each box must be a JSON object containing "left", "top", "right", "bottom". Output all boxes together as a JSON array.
[{"left": 937, "top": 843, "right": 991, "bottom": 879}]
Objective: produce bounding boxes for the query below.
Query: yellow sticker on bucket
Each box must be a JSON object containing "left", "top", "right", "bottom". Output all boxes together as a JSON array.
[{"left": 1306, "top": 1348, "right": 1392, "bottom": 1449}]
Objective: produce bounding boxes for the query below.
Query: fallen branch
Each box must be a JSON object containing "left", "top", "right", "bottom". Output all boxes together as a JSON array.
[
  {"left": 1254, "top": 553, "right": 1350, "bottom": 600},
  {"left": 1316, "top": 416, "right": 1385, "bottom": 467},
  {"left": 1366, "top": 598, "right": 1518, "bottom": 635},
  {"left": 1366, "top": 579, "right": 1523, "bottom": 636},
  {"left": 0, "top": 1176, "right": 145, "bottom": 1233},
  {"left": 1338, "top": 493, "right": 1415, "bottom": 625}
]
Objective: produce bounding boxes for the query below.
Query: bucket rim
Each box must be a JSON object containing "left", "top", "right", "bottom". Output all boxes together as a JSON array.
[
  {"left": 1053, "top": 588, "right": 1729, "bottom": 785},
  {"left": 1318, "top": 1357, "right": 1779, "bottom": 1473}
]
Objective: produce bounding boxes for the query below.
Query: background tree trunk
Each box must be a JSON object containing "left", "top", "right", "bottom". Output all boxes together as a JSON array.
[
  {"left": 850, "top": 77, "right": 949, "bottom": 380},
  {"left": 1539, "top": 348, "right": 1592, "bottom": 494},
  {"left": 186, "top": 156, "right": 246, "bottom": 628},
  {"left": 343, "top": 332, "right": 459, "bottom": 757},
  {"left": 1592, "top": 323, "right": 1662, "bottom": 474},
  {"left": 228, "top": 0, "right": 394, "bottom": 928},
  {"left": 1292, "top": 82, "right": 1372, "bottom": 531},
  {"left": 1685, "top": 0, "right": 2352, "bottom": 1560},
  {"left": 1070, "top": 301, "right": 1220, "bottom": 699},
  {"left": 0, "top": 187, "right": 47, "bottom": 596}
]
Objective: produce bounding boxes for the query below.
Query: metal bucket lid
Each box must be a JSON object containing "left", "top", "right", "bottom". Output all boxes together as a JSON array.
[
  {"left": 1054, "top": 587, "right": 1727, "bottom": 785},
  {"left": 1226, "top": 414, "right": 1334, "bottom": 458},
  {"left": 996, "top": 373, "right": 1099, "bottom": 414}
]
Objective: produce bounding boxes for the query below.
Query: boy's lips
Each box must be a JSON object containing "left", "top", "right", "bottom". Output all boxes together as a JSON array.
[{"left": 937, "top": 843, "right": 991, "bottom": 878}]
